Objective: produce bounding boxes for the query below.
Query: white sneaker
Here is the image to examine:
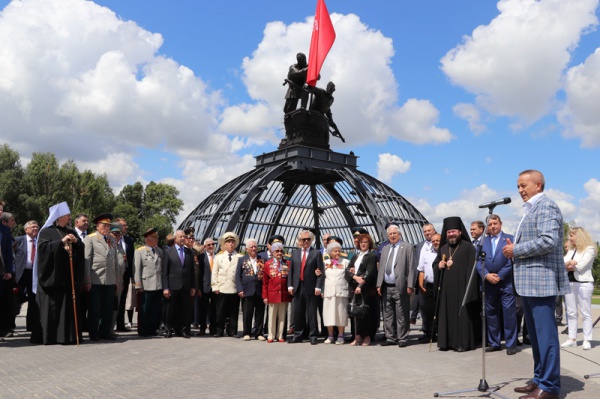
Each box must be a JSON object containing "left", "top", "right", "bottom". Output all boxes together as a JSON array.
[
  {"left": 324, "top": 337, "right": 333, "bottom": 344},
  {"left": 257, "top": 335, "right": 266, "bottom": 341},
  {"left": 583, "top": 341, "right": 592, "bottom": 350},
  {"left": 243, "top": 335, "right": 251, "bottom": 341},
  {"left": 561, "top": 339, "right": 577, "bottom": 348},
  {"left": 125, "top": 322, "right": 132, "bottom": 329}
]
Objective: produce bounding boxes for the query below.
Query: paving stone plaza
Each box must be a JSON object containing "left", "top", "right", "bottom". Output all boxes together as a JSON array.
[{"left": 1, "top": 305, "right": 600, "bottom": 398}]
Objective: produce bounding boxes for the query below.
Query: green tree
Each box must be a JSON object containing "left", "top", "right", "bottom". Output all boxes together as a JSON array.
[
  {"left": 0, "top": 144, "right": 25, "bottom": 232},
  {"left": 115, "top": 181, "right": 183, "bottom": 245}
]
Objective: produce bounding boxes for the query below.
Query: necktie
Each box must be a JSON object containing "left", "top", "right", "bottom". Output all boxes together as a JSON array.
[
  {"left": 30, "top": 239, "right": 36, "bottom": 263},
  {"left": 179, "top": 247, "right": 184, "bottom": 264},
  {"left": 209, "top": 255, "right": 214, "bottom": 271},
  {"left": 228, "top": 253, "right": 232, "bottom": 262},
  {"left": 492, "top": 236, "right": 498, "bottom": 256},
  {"left": 152, "top": 247, "right": 155, "bottom": 254},
  {"left": 82, "top": 231, "right": 86, "bottom": 239},
  {"left": 104, "top": 236, "right": 108, "bottom": 243},
  {"left": 385, "top": 244, "right": 396, "bottom": 275},
  {"left": 472, "top": 239, "right": 478, "bottom": 246},
  {"left": 300, "top": 249, "right": 307, "bottom": 280}
]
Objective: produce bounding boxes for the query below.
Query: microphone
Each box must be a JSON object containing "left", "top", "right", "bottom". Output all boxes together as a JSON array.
[{"left": 478, "top": 197, "right": 512, "bottom": 209}]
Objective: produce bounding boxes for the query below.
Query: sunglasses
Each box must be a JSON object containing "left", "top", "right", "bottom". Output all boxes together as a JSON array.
[
  {"left": 274, "top": 250, "right": 284, "bottom": 253},
  {"left": 300, "top": 238, "right": 311, "bottom": 241}
]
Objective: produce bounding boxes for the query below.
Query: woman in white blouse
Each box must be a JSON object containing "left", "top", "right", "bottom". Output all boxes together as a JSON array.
[{"left": 561, "top": 227, "right": 596, "bottom": 350}]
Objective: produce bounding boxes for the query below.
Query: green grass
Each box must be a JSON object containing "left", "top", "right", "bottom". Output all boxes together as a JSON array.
[{"left": 593, "top": 297, "right": 600, "bottom": 306}]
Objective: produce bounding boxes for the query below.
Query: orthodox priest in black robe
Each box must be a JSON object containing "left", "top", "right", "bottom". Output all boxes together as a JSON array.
[
  {"left": 31, "top": 202, "right": 84, "bottom": 345},
  {"left": 433, "top": 216, "right": 481, "bottom": 352}
]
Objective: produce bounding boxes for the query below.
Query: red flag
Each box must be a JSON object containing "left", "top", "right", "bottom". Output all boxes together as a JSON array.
[{"left": 306, "top": 0, "right": 336, "bottom": 87}]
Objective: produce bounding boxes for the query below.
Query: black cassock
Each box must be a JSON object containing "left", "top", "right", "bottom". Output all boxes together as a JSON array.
[
  {"left": 433, "top": 240, "right": 481, "bottom": 351},
  {"left": 32, "top": 225, "right": 84, "bottom": 345}
]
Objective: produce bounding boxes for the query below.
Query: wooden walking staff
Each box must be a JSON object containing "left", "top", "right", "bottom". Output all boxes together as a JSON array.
[
  {"left": 429, "top": 254, "right": 446, "bottom": 352},
  {"left": 66, "top": 242, "right": 80, "bottom": 346}
]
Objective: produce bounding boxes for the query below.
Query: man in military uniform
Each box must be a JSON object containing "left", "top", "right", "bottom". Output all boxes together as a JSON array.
[
  {"left": 284, "top": 52, "right": 309, "bottom": 114},
  {"left": 212, "top": 232, "right": 242, "bottom": 337},
  {"left": 83, "top": 213, "right": 119, "bottom": 341},
  {"left": 134, "top": 228, "right": 163, "bottom": 337}
]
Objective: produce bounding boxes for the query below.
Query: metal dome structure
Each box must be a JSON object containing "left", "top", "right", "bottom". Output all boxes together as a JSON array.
[{"left": 179, "top": 145, "right": 428, "bottom": 252}]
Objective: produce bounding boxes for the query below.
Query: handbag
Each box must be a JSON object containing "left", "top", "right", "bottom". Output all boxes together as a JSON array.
[{"left": 347, "top": 293, "right": 369, "bottom": 318}]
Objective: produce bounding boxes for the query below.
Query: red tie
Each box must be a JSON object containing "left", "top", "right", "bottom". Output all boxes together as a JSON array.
[
  {"left": 300, "top": 250, "right": 307, "bottom": 281},
  {"left": 31, "top": 239, "right": 36, "bottom": 263}
]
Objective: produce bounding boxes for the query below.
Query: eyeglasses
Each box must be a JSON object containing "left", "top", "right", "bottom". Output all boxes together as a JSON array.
[
  {"left": 274, "top": 250, "right": 284, "bottom": 253},
  {"left": 300, "top": 238, "right": 311, "bottom": 242},
  {"left": 205, "top": 243, "right": 215, "bottom": 246}
]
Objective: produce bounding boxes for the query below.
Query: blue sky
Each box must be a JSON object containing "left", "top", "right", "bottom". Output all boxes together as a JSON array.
[{"left": 1, "top": 0, "right": 599, "bottom": 239}]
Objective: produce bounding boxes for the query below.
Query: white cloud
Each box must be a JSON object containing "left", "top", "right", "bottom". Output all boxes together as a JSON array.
[
  {"left": 441, "top": 0, "right": 598, "bottom": 124},
  {"left": 78, "top": 152, "right": 143, "bottom": 189},
  {"left": 170, "top": 154, "right": 257, "bottom": 227},
  {"left": 0, "top": 0, "right": 228, "bottom": 173},
  {"left": 571, "top": 178, "right": 600, "bottom": 237},
  {"left": 559, "top": 47, "right": 600, "bottom": 147},
  {"left": 222, "top": 13, "right": 453, "bottom": 146},
  {"left": 453, "top": 103, "right": 487, "bottom": 135},
  {"left": 376, "top": 153, "right": 411, "bottom": 184}
]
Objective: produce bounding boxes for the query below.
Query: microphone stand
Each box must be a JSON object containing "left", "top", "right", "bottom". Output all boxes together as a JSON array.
[{"left": 434, "top": 206, "right": 510, "bottom": 399}]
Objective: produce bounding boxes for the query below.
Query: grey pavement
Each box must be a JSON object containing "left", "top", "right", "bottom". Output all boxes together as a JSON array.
[{"left": 1, "top": 304, "right": 600, "bottom": 399}]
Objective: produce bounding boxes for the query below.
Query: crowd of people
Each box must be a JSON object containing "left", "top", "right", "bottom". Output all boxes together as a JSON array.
[{"left": 0, "top": 170, "right": 596, "bottom": 399}]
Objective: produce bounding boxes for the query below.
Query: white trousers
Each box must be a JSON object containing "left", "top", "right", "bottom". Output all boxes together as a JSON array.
[{"left": 564, "top": 281, "right": 594, "bottom": 341}]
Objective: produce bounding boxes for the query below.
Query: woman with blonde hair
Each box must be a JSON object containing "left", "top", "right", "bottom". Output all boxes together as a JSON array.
[{"left": 561, "top": 227, "right": 596, "bottom": 350}]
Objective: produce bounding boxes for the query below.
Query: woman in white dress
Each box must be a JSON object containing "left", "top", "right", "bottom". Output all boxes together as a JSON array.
[
  {"left": 320, "top": 241, "right": 350, "bottom": 345},
  {"left": 561, "top": 227, "right": 596, "bottom": 350}
]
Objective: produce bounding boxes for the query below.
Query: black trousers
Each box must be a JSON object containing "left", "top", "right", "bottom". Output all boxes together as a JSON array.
[
  {"left": 198, "top": 291, "right": 218, "bottom": 333},
  {"left": 116, "top": 268, "right": 132, "bottom": 327},
  {"left": 293, "top": 281, "right": 319, "bottom": 339},
  {"left": 216, "top": 293, "right": 240, "bottom": 336},
  {"left": 165, "top": 289, "right": 192, "bottom": 335},
  {"left": 419, "top": 283, "right": 436, "bottom": 336},
  {"left": 18, "top": 269, "right": 36, "bottom": 331},
  {"left": 242, "top": 294, "right": 265, "bottom": 337}
]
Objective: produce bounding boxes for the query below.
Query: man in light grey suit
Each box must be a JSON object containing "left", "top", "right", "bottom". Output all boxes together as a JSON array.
[
  {"left": 377, "top": 224, "right": 416, "bottom": 347},
  {"left": 134, "top": 228, "right": 163, "bottom": 337},
  {"left": 503, "top": 170, "right": 570, "bottom": 399}
]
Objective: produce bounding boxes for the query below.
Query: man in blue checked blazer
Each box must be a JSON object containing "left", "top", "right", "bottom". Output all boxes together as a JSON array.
[{"left": 503, "top": 170, "right": 570, "bottom": 399}]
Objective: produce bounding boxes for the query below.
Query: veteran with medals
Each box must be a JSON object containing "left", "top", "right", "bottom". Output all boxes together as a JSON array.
[
  {"left": 262, "top": 242, "right": 292, "bottom": 342},
  {"left": 134, "top": 228, "right": 163, "bottom": 337}
]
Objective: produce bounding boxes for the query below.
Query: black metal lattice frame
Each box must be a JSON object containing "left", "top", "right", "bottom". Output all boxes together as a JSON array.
[{"left": 179, "top": 147, "right": 428, "bottom": 252}]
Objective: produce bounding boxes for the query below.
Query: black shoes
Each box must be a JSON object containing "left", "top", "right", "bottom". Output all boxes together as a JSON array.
[
  {"left": 506, "top": 346, "right": 517, "bottom": 355},
  {"left": 486, "top": 346, "right": 502, "bottom": 353}
]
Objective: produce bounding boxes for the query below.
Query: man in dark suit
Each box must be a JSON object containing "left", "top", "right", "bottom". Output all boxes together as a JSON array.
[
  {"left": 476, "top": 214, "right": 518, "bottom": 355},
  {"left": 288, "top": 230, "right": 324, "bottom": 345},
  {"left": 503, "top": 170, "right": 569, "bottom": 399},
  {"left": 162, "top": 230, "right": 197, "bottom": 338},
  {"left": 14, "top": 220, "right": 39, "bottom": 331},
  {"left": 198, "top": 237, "right": 217, "bottom": 336},
  {"left": 114, "top": 218, "right": 135, "bottom": 331},
  {"left": 377, "top": 224, "right": 416, "bottom": 347},
  {"left": 236, "top": 238, "right": 266, "bottom": 341}
]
